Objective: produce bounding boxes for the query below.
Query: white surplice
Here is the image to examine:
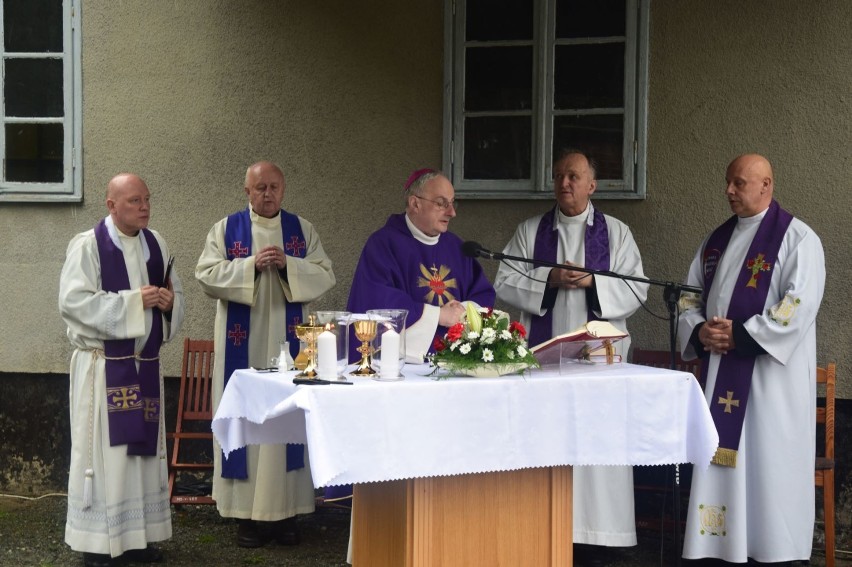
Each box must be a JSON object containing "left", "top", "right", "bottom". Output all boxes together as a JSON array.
[
  {"left": 677, "top": 210, "right": 825, "bottom": 563},
  {"left": 494, "top": 204, "right": 648, "bottom": 546},
  {"left": 59, "top": 218, "right": 185, "bottom": 557},
  {"left": 195, "top": 208, "right": 335, "bottom": 521}
]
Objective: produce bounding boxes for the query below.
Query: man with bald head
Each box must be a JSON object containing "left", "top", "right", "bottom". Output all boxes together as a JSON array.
[
  {"left": 196, "top": 161, "right": 335, "bottom": 548},
  {"left": 59, "top": 173, "right": 185, "bottom": 567},
  {"left": 678, "top": 154, "right": 825, "bottom": 564}
]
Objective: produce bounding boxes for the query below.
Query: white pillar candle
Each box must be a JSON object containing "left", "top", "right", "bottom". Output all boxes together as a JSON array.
[
  {"left": 317, "top": 330, "right": 338, "bottom": 379},
  {"left": 380, "top": 329, "right": 400, "bottom": 378}
]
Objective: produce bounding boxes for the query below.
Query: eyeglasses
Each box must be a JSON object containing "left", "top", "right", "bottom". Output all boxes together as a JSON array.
[{"left": 413, "top": 195, "right": 459, "bottom": 210}]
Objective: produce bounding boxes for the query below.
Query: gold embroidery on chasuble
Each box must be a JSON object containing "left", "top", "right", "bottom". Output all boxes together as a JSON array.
[
  {"left": 745, "top": 253, "right": 771, "bottom": 288},
  {"left": 697, "top": 504, "right": 727, "bottom": 536},
  {"left": 107, "top": 385, "right": 143, "bottom": 412},
  {"left": 678, "top": 292, "right": 702, "bottom": 312},
  {"left": 767, "top": 293, "right": 801, "bottom": 327},
  {"left": 143, "top": 398, "right": 160, "bottom": 422},
  {"left": 418, "top": 264, "right": 458, "bottom": 306}
]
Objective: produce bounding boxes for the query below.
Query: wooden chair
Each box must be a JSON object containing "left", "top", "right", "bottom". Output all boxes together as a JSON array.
[
  {"left": 630, "top": 348, "right": 702, "bottom": 537},
  {"left": 631, "top": 348, "right": 702, "bottom": 383},
  {"left": 167, "top": 338, "right": 216, "bottom": 506},
  {"left": 816, "top": 363, "right": 836, "bottom": 567}
]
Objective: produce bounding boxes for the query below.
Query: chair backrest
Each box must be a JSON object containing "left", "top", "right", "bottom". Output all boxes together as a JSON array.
[
  {"left": 631, "top": 348, "right": 702, "bottom": 383},
  {"left": 816, "top": 363, "right": 836, "bottom": 461},
  {"left": 176, "top": 338, "right": 216, "bottom": 428}
]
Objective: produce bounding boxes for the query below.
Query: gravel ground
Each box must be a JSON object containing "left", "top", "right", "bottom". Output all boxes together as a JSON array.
[
  {"left": 0, "top": 494, "right": 842, "bottom": 566},
  {"left": 0, "top": 495, "right": 350, "bottom": 567}
]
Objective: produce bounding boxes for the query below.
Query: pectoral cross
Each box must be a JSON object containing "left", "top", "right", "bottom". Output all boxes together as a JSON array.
[{"left": 717, "top": 390, "right": 740, "bottom": 414}]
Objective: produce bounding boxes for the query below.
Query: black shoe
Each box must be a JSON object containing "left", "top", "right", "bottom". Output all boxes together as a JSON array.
[
  {"left": 273, "top": 517, "right": 301, "bottom": 546},
  {"left": 123, "top": 544, "right": 164, "bottom": 563},
  {"left": 237, "top": 519, "right": 267, "bottom": 548},
  {"left": 573, "top": 544, "right": 627, "bottom": 567},
  {"left": 82, "top": 553, "right": 117, "bottom": 567}
]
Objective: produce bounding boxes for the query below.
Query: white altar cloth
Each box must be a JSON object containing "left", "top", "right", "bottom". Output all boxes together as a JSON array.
[{"left": 212, "top": 363, "right": 718, "bottom": 489}]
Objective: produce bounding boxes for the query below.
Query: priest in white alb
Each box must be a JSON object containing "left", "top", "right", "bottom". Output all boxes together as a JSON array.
[
  {"left": 678, "top": 154, "right": 825, "bottom": 563},
  {"left": 59, "top": 173, "right": 184, "bottom": 567},
  {"left": 195, "top": 160, "right": 336, "bottom": 548},
  {"left": 494, "top": 150, "right": 648, "bottom": 551}
]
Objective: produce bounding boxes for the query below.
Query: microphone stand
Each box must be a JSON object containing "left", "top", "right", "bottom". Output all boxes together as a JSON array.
[{"left": 477, "top": 247, "right": 700, "bottom": 566}]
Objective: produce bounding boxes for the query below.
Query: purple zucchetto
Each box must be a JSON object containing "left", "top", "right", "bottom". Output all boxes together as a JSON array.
[{"left": 403, "top": 168, "right": 437, "bottom": 192}]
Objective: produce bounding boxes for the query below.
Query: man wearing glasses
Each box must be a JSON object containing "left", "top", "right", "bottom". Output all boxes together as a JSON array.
[{"left": 347, "top": 168, "right": 495, "bottom": 362}]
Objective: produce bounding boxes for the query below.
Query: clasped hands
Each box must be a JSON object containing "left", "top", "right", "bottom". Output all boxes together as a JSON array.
[
  {"left": 141, "top": 280, "right": 175, "bottom": 313},
  {"left": 438, "top": 300, "right": 466, "bottom": 327},
  {"left": 699, "top": 316, "right": 736, "bottom": 355},
  {"left": 548, "top": 262, "right": 594, "bottom": 290},
  {"left": 255, "top": 245, "right": 287, "bottom": 272}
]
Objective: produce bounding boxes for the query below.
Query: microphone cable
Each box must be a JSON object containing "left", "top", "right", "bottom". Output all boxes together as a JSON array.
[{"left": 495, "top": 256, "right": 673, "bottom": 323}]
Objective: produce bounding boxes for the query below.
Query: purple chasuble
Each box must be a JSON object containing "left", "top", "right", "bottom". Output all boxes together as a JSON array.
[
  {"left": 700, "top": 200, "right": 793, "bottom": 467},
  {"left": 346, "top": 213, "right": 496, "bottom": 360},
  {"left": 94, "top": 219, "right": 164, "bottom": 456},
  {"left": 528, "top": 206, "right": 610, "bottom": 346},
  {"left": 221, "top": 208, "right": 305, "bottom": 479}
]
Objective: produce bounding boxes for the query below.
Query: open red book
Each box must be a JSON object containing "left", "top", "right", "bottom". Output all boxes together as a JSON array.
[{"left": 530, "top": 320, "right": 628, "bottom": 366}]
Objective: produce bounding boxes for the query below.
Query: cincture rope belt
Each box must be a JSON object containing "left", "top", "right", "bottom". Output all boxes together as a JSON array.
[{"left": 79, "top": 349, "right": 163, "bottom": 510}]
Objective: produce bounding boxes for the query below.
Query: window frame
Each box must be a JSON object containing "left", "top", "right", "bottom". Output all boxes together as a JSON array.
[
  {"left": 442, "top": 0, "right": 649, "bottom": 200},
  {"left": 0, "top": 0, "right": 82, "bottom": 203}
]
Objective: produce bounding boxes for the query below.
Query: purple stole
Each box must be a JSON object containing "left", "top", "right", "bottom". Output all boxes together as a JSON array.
[
  {"left": 221, "top": 208, "right": 306, "bottom": 479},
  {"left": 528, "top": 206, "right": 610, "bottom": 346},
  {"left": 94, "top": 219, "right": 164, "bottom": 456},
  {"left": 700, "top": 200, "right": 793, "bottom": 467}
]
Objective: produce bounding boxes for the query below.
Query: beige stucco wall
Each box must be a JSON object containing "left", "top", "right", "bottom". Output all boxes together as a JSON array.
[{"left": 0, "top": 1, "right": 849, "bottom": 395}]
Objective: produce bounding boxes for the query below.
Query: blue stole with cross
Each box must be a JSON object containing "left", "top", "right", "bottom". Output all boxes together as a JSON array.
[{"left": 221, "top": 207, "right": 306, "bottom": 479}]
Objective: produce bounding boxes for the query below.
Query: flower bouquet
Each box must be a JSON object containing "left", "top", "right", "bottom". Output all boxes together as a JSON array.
[{"left": 430, "top": 304, "right": 540, "bottom": 377}]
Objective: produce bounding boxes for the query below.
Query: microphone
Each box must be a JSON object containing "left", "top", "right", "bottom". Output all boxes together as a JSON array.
[{"left": 461, "top": 241, "right": 499, "bottom": 259}]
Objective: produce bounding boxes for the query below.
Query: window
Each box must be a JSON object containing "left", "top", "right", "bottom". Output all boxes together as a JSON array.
[
  {"left": 443, "top": 0, "right": 649, "bottom": 199},
  {"left": 0, "top": 0, "right": 81, "bottom": 202}
]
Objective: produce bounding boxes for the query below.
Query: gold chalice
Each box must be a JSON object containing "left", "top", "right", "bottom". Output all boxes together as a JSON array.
[
  {"left": 350, "top": 319, "right": 377, "bottom": 376},
  {"left": 295, "top": 317, "right": 325, "bottom": 378}
]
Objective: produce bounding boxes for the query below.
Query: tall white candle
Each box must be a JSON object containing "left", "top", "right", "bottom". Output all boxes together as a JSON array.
[
  {"left": 317, "top": 330, "right": 338, "bottom": 379},
  {"left": 380, "top": 328, "right": 400, "bottom": 378}
]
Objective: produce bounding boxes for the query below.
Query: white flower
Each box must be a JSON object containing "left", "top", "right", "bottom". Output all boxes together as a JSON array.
[
  {"left": 500, "top": 329, "right": 513, "bottom": 341},
  {"left": 507, "top": 350, "right": 516, "bottom": 360},
  {"left": 517, "top": 345, "right": 528, "bottom": 358},
  {"left": 450, "top": 340, "right": 459, "bottom": 351},
  {"left": 482, "top": 348, "right": 494, "bottom": 362},
  {"left": 459, "top": 343, "right": 472, "bottom": 355},
  {"left": 481, "top": 327, "right": 497, "bottom": 344},
  {"left": 466, "top": 331, "right": 480, "bottom": 340}
]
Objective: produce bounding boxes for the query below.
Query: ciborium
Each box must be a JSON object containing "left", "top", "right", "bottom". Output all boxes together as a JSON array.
[
  {"left": 294, "top": 315, "right": 325, "bottom": 378},
  {"left": 349, "top": 318, "right": 378, "bottom": 376}
]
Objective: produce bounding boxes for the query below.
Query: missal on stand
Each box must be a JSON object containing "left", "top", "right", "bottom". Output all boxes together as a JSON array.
[{"left": 531, "top": 320, "right": 628, "bottom": 366}]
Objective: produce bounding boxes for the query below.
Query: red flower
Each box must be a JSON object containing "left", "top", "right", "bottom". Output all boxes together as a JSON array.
[
  {"left": 509, "top": 321, "right": 527, "bottom": 338},
  {"left": 486, "top": 307, "right": 494, "bottom": 317},
  {"left": 432, "top": 337, "right": 447, "bottom": 352},
  {"left": 446, "top": 323, "right": 464, "bottom": 342}
]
